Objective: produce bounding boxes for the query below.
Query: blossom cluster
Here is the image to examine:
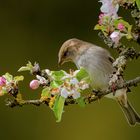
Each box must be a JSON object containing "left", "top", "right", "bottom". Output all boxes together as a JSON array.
[
  {"left": 30, "top": 69, "right": 90, "bottom": 100},
  {"left": 94, "top": 0, "right": 135, "bottom": 45},
  {"left": 0, "top": 73, "right": 24, "bottom": 97},
  {"left": 0, "top": 61, "right": 91, "bottom": 122},
  {"left": 21, "top": 62, "right": 91, "bottom": 122}
]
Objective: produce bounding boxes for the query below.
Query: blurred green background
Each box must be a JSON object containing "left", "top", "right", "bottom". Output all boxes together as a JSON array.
[{"left": 0, "top": 0, "right": 140, "bottom": 140}]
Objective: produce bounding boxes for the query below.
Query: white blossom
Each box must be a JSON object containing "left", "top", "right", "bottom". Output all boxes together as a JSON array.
[
  {"left": 80, "top": 83, "right": 89, "bottom": 90},
  {"left": 36, "top": 75, "right": 48, "bottom": 85},
  {"left": 110, "top": 31, "right": 121, "bottom": 44},
  {"left": 100, "top": 0, "right": 119, "bottom": 18},
  {"left": 73, "top": 70, "right": 80, "bottom": 76},
  {"left": 61, "top": 75, "right": 72, "bottom": 80},
  {"left": 60, "top": 88, "right": 70, "bottom": 98},
  {"left": 70, "top": 78, "right": 79, "bottom": 85},
  {"left": 45, "top": 69, "right": 51, "bottom": 75},
  {"left": 71, "top": 90, "right": 81, "bottom": 99}
]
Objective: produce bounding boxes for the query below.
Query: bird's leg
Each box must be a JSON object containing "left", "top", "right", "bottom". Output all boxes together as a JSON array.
[
  {"left": 110, "top": 82, "right": 117, "bottom": 96},
  {"left": 109, "top": 72, "right": 120, "bottom": 96}
]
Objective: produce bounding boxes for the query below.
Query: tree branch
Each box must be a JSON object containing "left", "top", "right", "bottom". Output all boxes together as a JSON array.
[{"left": 5, "top": 76, "right": 140, "bottom": 108}]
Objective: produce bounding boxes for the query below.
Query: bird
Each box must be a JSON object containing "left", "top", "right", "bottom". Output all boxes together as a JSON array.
[{"left": 58, "top": 38, "right": 140, "bottom": 126}]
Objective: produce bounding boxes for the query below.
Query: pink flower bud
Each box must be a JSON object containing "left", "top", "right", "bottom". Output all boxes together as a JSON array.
[
  {"left": 98, "top": 13, "right": 105, "bottom": 25},
  {"left": 117, "top": 23, "right": 125, "bottom": 31},
  {"left": 0, "top": 77, "right": 6, "bottom": 86},
  {"left": 98, "top": 19, "right": 103, "bottom": 25},
  {"left": 30, "top": 80, "right": 40, "bottom": 90}
]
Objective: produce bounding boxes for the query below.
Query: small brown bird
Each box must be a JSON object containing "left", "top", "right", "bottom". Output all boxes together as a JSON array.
[{"left": 58, "top": 38, "right": 140, "bottom": 126}]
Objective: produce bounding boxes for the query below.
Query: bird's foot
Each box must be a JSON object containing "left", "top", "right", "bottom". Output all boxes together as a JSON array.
[
  {"left": 92, "top": 89, "right": 103, "bottom": 99},
  {"left": 92, "top": 89, "right": 99, "bottom": 96},
  {"left": 110, "top": 82, "right": 117, "bottom": 96}
]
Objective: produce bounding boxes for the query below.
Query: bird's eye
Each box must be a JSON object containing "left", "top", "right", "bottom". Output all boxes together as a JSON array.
[{"left": 63, "top": 51, "right": 69, "bottom": 57}]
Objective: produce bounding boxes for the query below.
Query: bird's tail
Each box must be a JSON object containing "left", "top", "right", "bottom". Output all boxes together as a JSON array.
[{"left": 118, "top": 100, "right": 140, "bottom": 126}]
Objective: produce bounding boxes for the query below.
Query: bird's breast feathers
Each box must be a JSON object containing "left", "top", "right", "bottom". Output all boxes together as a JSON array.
[{"left": 75, "top": 46, "right": 114, "bottom": 90}]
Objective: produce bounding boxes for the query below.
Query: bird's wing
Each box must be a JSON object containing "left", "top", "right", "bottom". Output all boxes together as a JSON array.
[{"left": 108, "top": 56, "right": 114, "bottom": 63}]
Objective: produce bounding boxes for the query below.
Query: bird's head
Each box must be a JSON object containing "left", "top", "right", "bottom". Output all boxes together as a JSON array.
[{"left": 58, "top": 38, "right": 89, "bottom": 66}]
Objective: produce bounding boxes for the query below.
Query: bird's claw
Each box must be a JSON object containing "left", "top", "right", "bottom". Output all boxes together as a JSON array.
[{"left": 92, "top": 89, "right": 99, "bottom": 96}]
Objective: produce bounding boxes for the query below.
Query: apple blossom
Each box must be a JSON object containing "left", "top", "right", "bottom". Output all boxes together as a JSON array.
[
  {"left": 71, "top": 90, "right": 81, "bottom": 99},
  {"left": 60, "top": 88, "right": 70, "bottom": 98},
  {"left": 0, "top": 77, "right": 6, "bottom": 86},
  {"left": 100, "top": 0, "right": 119, "bottom": 18},
  {"left": 36, "top": 75, "right": 48, "bottom": 85},
  {"left": 110, "top": 31, "right": 121, "bottom": 44},
  {"left": 70, "top": 78, "right": 79, "bottom": 85}
]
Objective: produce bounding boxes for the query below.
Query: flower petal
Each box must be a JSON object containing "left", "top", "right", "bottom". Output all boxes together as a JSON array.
[{"left": 60, "top": 88, "right": 69, "bottom": 98}]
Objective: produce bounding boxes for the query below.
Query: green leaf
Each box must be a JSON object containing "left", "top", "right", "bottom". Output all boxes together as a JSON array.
[
  {"left": 53, "top": 95, "right": 60, "bottom": 113},
  {"left": 41, "top": 87, "right": 51, "bottom": 98},
  {"left": 18, "top": 67, "right": 31, "bottom": 72},
  {"left": 76, "top": 97, "right": 85, "bottom": 107},
  {"left": 4, "top": 73, "right": 13, "bottom": 82},
  {"left": 18, "top": 61, "right": 33, "bottom": 72},
  {"left": 14, "top": 76, "right": 24, "bottom": 83},
  {"left": 113, "top": 19, "right": 133, "bottom": 39},
  {"left": 136, "top": 0, "right": 140, "bottom": 10},
  {"left": 94, "top": 24, "right": 101, "bottom": 30},
  {"left": 94, "top": 24, "right": 108, "bottom": 33},
  {"left": 114, "top": 19, "right": 131, "bottom": 29},
  {"left": 126, "top": 25, "right": 133, "bottom": 39},
  {"left": 51, "top": 70, "right": 66, "bottom": 81},
  {"left": 50, "top": 80, "right": 63, "bottom": 88},
  {"left": 53, "top": 95, "right": 65, "bottom": 122},
  {"left": 1, "top": 87, "right": 8, "bottom": 95},
  {"left": 76, "top": 67, "right": 90, "bottom": 81}
]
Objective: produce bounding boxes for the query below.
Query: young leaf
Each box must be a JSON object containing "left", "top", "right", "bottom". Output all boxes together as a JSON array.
[
  {"left": 94, "top": 24, "right": 101, "bottom": 30},
  {"left": 18, "top": 67, "right": 31, "bottom": 72},
  {"left": 18, "top": 61, "right": 33, "bottom": 72},
  {"left": 94, "top": 24, "right": 108, "bottom": 34},
  {"left": 113, "top": 18, "right": 133, "bottom": 39},
  {"left": 51, "top": 70, "right": 66, "bottom": 81},
  {"left": 1, "top": 87, "right": 8, "bottom": 95},
  {"left": 41, "top": 87, "right": 51, "bottom": 98},
  {"left": 76, "top": 67, "right": 89, "bottom": 81},
  {"left": 76, "top": 97, "right": 85, "bottom": 107},
  {"left": 53, "top": 95, "right": 65, "bottom": 122},
  {"left": 53, "top": 95, "right": 60, "bottom": 114},
  {"left": 3, "top": 73, "right": 13, "bottom": 82},
  {"left": 136, "top": 0, "right": 140, "bottom": 10},
  {"left": 50, "top": 80, "right": 63, "bottom": 88},
  {"left": 14, "top": 76, "right": 24, "bottom": 83}
]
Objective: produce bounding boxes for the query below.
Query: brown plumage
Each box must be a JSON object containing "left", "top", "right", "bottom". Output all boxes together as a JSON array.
[{"left": 58, "top": 38, "right": 140, "bottom": 126}]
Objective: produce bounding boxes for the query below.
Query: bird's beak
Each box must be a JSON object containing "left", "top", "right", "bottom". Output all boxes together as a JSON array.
[{"left": 58, "top": 58, "right": 64, "bottom": 67}]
